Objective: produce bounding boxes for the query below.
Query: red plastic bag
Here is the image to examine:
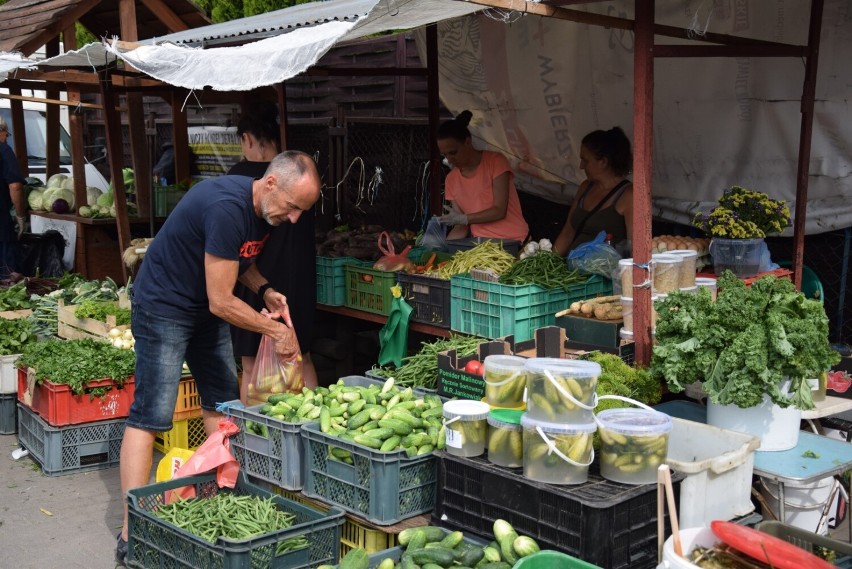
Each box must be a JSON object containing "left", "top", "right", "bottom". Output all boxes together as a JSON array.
[
  {"left": 246, "top": 329, "right": 304, "bottom": 406},
  {"left": 165, "top": 418, "right": 240, "bottom": 503},
  {"left": 373, "top": 231, "right": 412, "bottom": 271}
]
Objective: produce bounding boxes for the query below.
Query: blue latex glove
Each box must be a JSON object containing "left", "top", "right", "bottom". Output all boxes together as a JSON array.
[{"left": 439, "top": 203, "right": 468, "bottom": 226}]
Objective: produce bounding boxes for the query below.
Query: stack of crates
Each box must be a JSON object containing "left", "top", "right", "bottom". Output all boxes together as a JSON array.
[
  {"left": 153, "top": 375, "right": 206, "bottom": 454},
  {"left": 0, "top": 353, "right": 19, "bottom": 434},
  {"left": 15, "top": 367, "right": 134, "bottom": 476}
]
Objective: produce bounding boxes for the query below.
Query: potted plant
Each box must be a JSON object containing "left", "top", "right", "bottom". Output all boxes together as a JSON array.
[
  {"left": 693, "top": 186, "right": 791, "bottom": 277},
  {"left": 650, "top": 272, "right": 839, "bottom": 451}
]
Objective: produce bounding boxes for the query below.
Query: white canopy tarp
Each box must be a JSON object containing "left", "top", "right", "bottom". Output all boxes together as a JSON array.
[
  {"left": 0, "top": 52, "right": 38, "bottom": 81},
  {"left": 103, "top": 20, "right": 356, "bottom": 91}
]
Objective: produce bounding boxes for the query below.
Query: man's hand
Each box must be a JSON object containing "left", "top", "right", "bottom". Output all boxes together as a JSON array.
[
  {"left": 263, "top": 289, "right": 293, "bottom": 328},
  {"left": 439, "top": 203, "right": 468, "bottom": 226},
  {"left": 15, "top": 216, "right": 26, "bottom": 238},
  {"left": 271, "top": 321, "right": 299, "bottom": 361}
]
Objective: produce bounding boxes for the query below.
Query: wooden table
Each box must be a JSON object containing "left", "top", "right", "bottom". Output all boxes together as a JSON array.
[{"left": 317, "top": 304, "right": 452, "bottom": 338}]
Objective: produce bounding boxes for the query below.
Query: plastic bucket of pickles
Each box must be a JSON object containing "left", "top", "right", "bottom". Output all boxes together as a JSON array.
[
  {"left": 524, "top": 358, "right": 600, "bottom": 424},
  {"left": 520, "top": 414, "right": 596, "bottom": 485},
  {"left": 483, "top": 355, "right": 528, "bottom": 409},
  {"left": 596, "top": 407, "right": 672, "bottom": 485},
  {"left": 486, "top": 409, "right": 524, "bottom": 468},
  {"left": 443, "top": 400, "right": 491, "bottom": 457}
]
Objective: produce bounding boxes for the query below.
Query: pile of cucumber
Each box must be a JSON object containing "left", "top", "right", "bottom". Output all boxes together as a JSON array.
[
  {"left": 253, "top": 378, "right": 445, "bottom": 457},
  {"left": 527, "top": 373, "right": 596, "bottom": 421},
  {"left": 324, "top": 519, "right": 540, "bottom": 569},
  {"left": 486, "top": 426, "right": 523, "bottom": 467},
  {"left": 599, "top": 429, "right": 669, "bottom": 475}
]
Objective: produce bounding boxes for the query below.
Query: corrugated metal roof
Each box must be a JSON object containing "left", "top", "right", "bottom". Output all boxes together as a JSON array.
[{"left": 148, "top": 0, "right": 378, "bottom": 47}]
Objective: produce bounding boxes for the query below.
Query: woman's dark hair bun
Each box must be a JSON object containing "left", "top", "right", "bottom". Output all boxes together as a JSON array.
[{"left": 455, "top": 110, "right": 473, "bottom": 127}]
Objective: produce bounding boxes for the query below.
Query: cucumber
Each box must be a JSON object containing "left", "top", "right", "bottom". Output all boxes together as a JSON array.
[
  {"left": 380, "top": 435, "right": 402, "bottom": 452},
  {"left": 453, "top": 545, "right": 484, "bottom": 567},
  {"left": 406, "top": 529, "right": 427, "bottom": 553},
  {"left": 378, "top": 418, "right": 412, "bottom": 436},
  {"left": 337, "top": 548, "right": 369, "bottom": 569},
  {"left": 376, "top": 559, "right": 395, "bottom": 569},
  {"left": 353, "top": 434, "right": 383, "bottom": 449},
  {"left": 408, "top": 547, "right": 456, "bottom": 567},
  {"left": 363, "top": 427, "right": 395, "bottom": 440},
  {"left": 348, "top": 409, "right": 372, "bottom": 429},
  {"left": 398, "top": 526, "right": 448, "bottom": 545}
]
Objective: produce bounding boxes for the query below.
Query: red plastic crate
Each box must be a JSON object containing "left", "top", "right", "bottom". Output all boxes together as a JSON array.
[{"left": 17, "top": 367, "right": 135, "bottom": 427}]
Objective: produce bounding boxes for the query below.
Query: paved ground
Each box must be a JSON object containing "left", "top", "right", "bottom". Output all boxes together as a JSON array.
[{"left": 0, "top": 432, "right": 157, "bottom": 569}]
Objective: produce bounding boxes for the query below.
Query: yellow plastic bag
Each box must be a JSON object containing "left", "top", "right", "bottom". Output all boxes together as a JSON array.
[{"left": 156, "top": 447, "right": 196, "bottom": 483}]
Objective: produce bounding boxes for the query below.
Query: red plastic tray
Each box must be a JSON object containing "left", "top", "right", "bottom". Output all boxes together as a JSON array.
[{"left": 17, "top": 367, "right": 135, "bottom": 427}]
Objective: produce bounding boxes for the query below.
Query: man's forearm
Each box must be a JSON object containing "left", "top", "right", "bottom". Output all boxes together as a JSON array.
[
  {"left": 210, "top": 293, "right": 283, "bottom": 337},
  {"left": 10, "top": 183, "right": 25, "bottom": 216}
]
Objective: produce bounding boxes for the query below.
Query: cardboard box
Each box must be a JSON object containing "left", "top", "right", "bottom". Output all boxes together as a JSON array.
[{"left": 436, "top": 340, "right": 510, "bottom": 400}]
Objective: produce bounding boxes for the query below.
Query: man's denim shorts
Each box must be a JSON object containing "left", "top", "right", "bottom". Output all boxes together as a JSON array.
[{"left": 127, "top": 302, "right": 239, "bottom": 432}]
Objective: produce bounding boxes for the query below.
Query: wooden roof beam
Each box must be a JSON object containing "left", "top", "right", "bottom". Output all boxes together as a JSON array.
[
  {"left": 140, "top": 0, "right": 190, "bottom": 32},
  {"left": 18, "top": 0, "right": 102, "bottom": 56},
  {"left": 464, "top": 0, "right": 803, "bottom": 49}
]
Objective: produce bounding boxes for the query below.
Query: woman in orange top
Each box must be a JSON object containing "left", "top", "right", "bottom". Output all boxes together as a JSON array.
[{"left": 437, "top": 111, "right": 529, "bottom": 243}]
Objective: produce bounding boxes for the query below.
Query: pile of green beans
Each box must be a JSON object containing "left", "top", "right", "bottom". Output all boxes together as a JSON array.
[
  {"left": 371, "top": 335, "right": 483, "bottom": 389},
  {"left": 435, "top": 241, "right": 516, "bottom": 279},
  {"left": 498, "top": 252, "right": 587, "bottom": 290},
  {"left": 153, "top": 493, "right": 307, "bottom": 554}
]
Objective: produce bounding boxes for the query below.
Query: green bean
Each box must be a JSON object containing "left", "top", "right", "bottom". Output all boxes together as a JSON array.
[
  {"left": 498, "top": 251, "right": 587, "bottom": 290},
  {"left": 371, "top": 335, "right": 483, "bottom": 389},
  {"left": 152, "top": 492, "right": 307, "bottom": 551},
  {"left": 435, "top": 241, "right": 516, "bottom": 279}
]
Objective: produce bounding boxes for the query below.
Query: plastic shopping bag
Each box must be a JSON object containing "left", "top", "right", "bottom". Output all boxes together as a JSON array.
[
  {"left": 246, "top": 324, "right": 304, "bottom": 406},
  {"left": 419, "top": 216, "right": 449, "bottom": 252},
  {"left": 567, "top": 230, "right": 622, "bottom": 278},
  {"left": 165, "top": 418, "right": 240, "bottom": 503},
  {"left": 377, "top": 285, "right": 413, "bottom": 368},
  {"left": 373, "top": 231, "right": 413, "bottom": 271}
]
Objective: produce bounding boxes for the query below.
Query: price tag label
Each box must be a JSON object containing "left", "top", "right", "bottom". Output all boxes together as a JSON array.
[{"left": 445, "top": 426, "right": 462, "bottom": 449}]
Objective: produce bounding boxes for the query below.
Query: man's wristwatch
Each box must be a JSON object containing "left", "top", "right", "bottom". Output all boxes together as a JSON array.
[{"left": 257, "top": 283, "right": 273, "bottom": 298}]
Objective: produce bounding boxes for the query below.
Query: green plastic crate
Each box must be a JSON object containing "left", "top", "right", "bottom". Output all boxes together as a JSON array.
[
  {"left": 343, "top": 265, "right": 398, "bottom": 316},
  {"left": 300, "top": 422, "right": 437, "bottom": 526},
  {"left": 126, "top": 472, "right": 345, "bottom": 569},
  {"left": 450, "top": 274, "right": 610, "bottom": 342},
  {"left": 316, "top": 257, "right": 369, "bottom": 306}
]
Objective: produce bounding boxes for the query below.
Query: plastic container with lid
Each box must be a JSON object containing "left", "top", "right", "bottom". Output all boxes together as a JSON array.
[
  {"left": 651, "top": 254, "right": 683, "bottom": 293},
  {"left": 621, "top": 295, "right": 662, "bottom": 333},
  {"left": 617, "top": 258, "right": 634, "bottom": 298},
  {"left": 524, "top": 358, "right": 600, "bottom": 424},
  {"left": 679, "top": 285, "right": 698, "bottom": 294},
  {"left": 695, "top": 277, "right": 718, "bottom": 300},
  {"left": 483, "top": 355, "right": 528, "bottom": 409},
  {"left": 619, "top": 328, "right": 655, "bottom": 345},
  {"left": 667, "top": 249, "right": 699, "bottom": 288},
  {"left": 521, "top": 414, "right": 596, "bottom": 485},
  {"left": 443, "top": 400, "right": 491, "bottom": 457},
  {"left": 596, "top": 408, "right": 672, "bottom": 484},
  {"left": 487, "top": 409, "right": 524, "bottom": 468}
]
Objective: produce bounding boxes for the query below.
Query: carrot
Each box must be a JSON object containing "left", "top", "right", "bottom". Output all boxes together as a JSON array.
[{"left": 424, "top": 253, "right": 437, "bottom": 271}]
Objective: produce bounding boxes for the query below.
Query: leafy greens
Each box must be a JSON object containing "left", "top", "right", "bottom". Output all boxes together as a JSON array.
[{"left": 650, "top": 271, "right": 839, "bottom": 410}]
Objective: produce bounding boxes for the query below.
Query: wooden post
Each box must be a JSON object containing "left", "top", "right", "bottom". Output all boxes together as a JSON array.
[
  {"left": 64, "top": 24, "right": 88, "bottom": 213},
  {"left": 426, "top": 24, "right": 442, "bottom": 216},
  {"left": 276, "top": 83, "right": 289, "bottom": 151},
  {"left": 98, "top": 70, "right": 131, "bottom": 283},
  {"left": 8, "top": 86, "right": 27, "bottom": 177},
  {"left": 633, "top": 0, "right": 655, "bottom": 366},
  {"left": 45, "top": 38, "right": 60, "bottom": 180},
  {"left": 791, "top": 0, "right": 825, "bottom": 290},
  {"left": 170, "top": 91, "right": 190, "bottom": 184}
]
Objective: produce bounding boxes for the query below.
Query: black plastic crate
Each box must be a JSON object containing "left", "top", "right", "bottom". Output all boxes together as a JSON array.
[
  {"left": 432, "top": 452, "right": 682, "bottom": 569},
  {"left": 397, "top": 273, "right": 451, "bottom": 328},
  {"left": 0, "top": 392, "right": 16, "bottom": 434}
]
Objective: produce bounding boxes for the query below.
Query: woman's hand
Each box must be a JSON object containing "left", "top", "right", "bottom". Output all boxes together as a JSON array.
[{"left": 439, "top": 202, "right": 468, "bottom": 226}]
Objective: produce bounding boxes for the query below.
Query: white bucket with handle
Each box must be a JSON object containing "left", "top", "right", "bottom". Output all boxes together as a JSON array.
[{"left": 656, "top": 527, "right": 717, "bottom": 569}]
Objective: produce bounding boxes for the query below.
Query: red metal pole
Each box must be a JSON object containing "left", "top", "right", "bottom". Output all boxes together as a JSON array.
[{"left": 633, "top": 0, "right": 655, "bottom": 366}]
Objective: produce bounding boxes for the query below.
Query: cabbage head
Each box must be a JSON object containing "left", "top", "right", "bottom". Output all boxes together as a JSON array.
[
  {"left": 46, "top": 173, "right": 68, "bottom": 188},
  {"left": 45, "top": 188, "right": 75, "bottom": 212},
  {"left": 86, "top": 186, "right": 102, "bottom": 206},
  {"left": 96, "top": 192, "right": 114, "bottom": 208},
  {"left": 27, "top": 188, "right": 44, "bottom": 211}
]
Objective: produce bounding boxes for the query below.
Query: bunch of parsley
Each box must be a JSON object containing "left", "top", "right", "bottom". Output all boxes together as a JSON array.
[
  {"left": 17, "top": 338, "right": 135, "bottom": 395},
  {"left": 650, "top": 272, "right": 839, "bottom": 410}
]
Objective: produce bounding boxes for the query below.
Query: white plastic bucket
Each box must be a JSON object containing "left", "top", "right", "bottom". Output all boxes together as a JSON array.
[
  {"left": 483, "top": 355, "right": 527, "bottom": 408},
  {"left": 657, "top": 527, "right": 718, "bottom": 569},
  {"left": 706, "top": 393, "right": 801, "bottom": 452},
  {"left": 667, "top": 250, "right": 699, "bottom": 288},
  {"left": 443, "top": 400, "right": 490, "bottom": 457},
  {"left": 759, "top": 476, "right": 836, "bottom": 534},
  {"left": 651, "top": 254, "right": 683, "bottom": 294}
]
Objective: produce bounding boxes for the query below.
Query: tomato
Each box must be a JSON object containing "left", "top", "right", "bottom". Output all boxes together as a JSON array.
[
  {"left": 464, "top": 360, "right": 484, "bottom": 376},
  {"left": 362, "top": 274, "right": 373, "bottom": 283}
]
